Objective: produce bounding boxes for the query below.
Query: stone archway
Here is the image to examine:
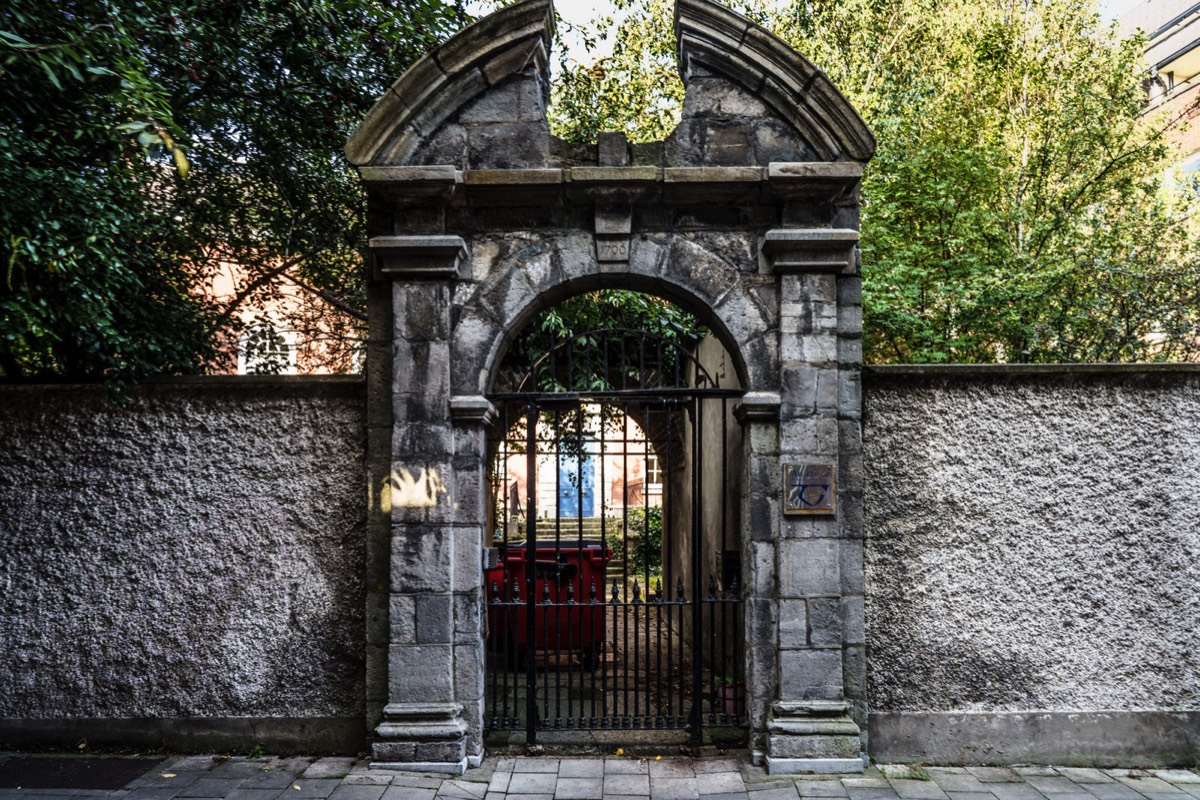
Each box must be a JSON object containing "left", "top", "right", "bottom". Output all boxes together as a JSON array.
[{"left": 348, "top": 0, "right": 873, "bottom": 774}]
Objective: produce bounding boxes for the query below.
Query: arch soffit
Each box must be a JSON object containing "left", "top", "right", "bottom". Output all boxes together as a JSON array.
[
  {"left": 453, "top": 269, "right": 767, "bottom": 399},
  {"left": 676, "top": 0, "right": 876, "bottom": 162},
  {"left": 344, "top": 0, "right": 553, "bottom": 166}
]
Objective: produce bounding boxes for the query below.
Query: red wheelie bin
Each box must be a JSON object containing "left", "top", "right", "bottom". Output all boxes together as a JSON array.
[{"left": 485, "top": 539, "right": 610, "bottom": 669}]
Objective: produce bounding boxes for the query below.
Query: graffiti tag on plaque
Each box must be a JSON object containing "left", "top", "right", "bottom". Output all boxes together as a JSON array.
[{"left": 783, "top": 462, "right": 836, "bottom": 515}]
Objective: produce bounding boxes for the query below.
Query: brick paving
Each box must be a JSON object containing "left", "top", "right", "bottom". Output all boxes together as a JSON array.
[{"left": 0, "top": 755, "right": 1197, "bottom": 800}]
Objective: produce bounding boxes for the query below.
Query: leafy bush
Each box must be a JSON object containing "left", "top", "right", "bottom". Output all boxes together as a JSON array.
[{"left": 606, "top": 506, "right": 662, "bottom": 578}]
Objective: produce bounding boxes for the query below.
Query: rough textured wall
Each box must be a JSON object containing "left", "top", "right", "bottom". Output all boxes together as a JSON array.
[
  {"left": 863, "top": 368, "right": 1200, "bottom": 714},
  {"left": 0, "top": 379, "right": 366, "bottom": 726}
]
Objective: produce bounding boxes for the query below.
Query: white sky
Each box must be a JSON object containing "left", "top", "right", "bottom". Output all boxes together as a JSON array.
[
  {"left": 465, "top": 0, "right": 624, "bottom": 63},
  {"left": 1100, "top": 0, "right": 1145, "bottom": 19}
]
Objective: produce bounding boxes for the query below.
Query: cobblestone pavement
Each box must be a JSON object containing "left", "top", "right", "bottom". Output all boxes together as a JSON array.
[{"left": 1, "top": 754, "right": 1198, "bottom": 800}]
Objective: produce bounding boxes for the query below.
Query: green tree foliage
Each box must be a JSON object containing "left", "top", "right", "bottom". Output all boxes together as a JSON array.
[
  {"left": 552, "top": 0, "right": 1200, "bottom": 362},
  {"left": 551, "top": 0, "right": 684, "bottom": 142},
  {"left": 1, "top": 0, "right": 465, "bottom": 382},
  {"left": 498, "top": 289, "right": 705, "bottom": 391}
]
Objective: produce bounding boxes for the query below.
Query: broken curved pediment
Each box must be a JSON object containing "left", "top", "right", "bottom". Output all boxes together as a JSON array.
[{"left": 345, "top": 0, "right": 874, "bottom": 169}]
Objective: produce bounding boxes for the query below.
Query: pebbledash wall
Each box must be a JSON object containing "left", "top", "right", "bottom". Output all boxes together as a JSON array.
[
  {"left": 862, "top": 365, "right": 1200, "bottom": 766},
  {"left": 1, "top": 370, "right": 1195, "bottom": 763},
  {"left": 0, "top": 378, "right": 368, "bottom": 754}
]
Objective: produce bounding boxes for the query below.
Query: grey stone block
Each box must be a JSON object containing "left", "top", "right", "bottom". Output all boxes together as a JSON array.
[
  {"left": 836, "top": 372, "right": 861, "bottom": 418},
  {"left": 291, "top": 780, "right": 344, "bottom": 798},
  {"left": 698, "top": 773, "right": 747, "bottom": 794},
  {"left": 779, "top": 599, "right": 809, "bottom": 648},
  {"left": 779, "top": 539, "right": 842, "bottom": 597},
  {"left": 387, "top": 644, "right": 453, "bottom": 700},
  {"left": 390, "top": 595, "right": 417, "bottom": 644},
  {"left": 650, "top": 777, "right": 700, "bottom": 800},
  {"left": 650, "top": 762, "right": 696, "bottom": 778},
  {"left": 558, "top": 760, "right": 604, "bottom": 778},
  {"left": 607, "top": 775, "right": 652, "bottom": 794},
  {"left": 393, "top": 423, "right": 454, "bottom": 459},
  {"left": 1080, "top": 786, "right": 1146, "bottom": 800},
  {"left": 395, "top": 283, "right": 450, "bottom": 342},
  {"left": 841, "top": 596, "right": 864, "bottom": 645},
  {"left": 508, "top": 774, "right": 558, "bottom": 793},
  {"left": 223, "top": 786, "right": 285, "bottom": 800},
  {"left": 768, "top": 730, "right": 860, "bottom": 759},
  {"left": 964, "top": 769, "right": 1021, "bottom": 784},
  {"left": 452, "top": 525, "right": 485, "bottom": 592},
  {"left": 458, "top": 79, "right": 535, "bottom": 125},
  {"left": 889, "top": 781, "right": 948, "bottom": 800},
  {"left": 177, "top": 779, "right": 245, "bottom": 798},
  {"left": 556, "top": 778, "right": 604, "bottom": 799},
  {"left": 453, "top": 641, "right": 484, "bottom": 701},
  {"left": 453, "top": 593, "right": 483, "bottom": 641},
  {"left": 795, "top": 780, "right": 849, "bottom": 797},
  {"left": 807, "top": 598, "right": 842, "bottom": 646},
  {"left": 845, "top": 790, "right": 900, "bottom": 800},
  {"left": 779, "top": 416, "right": 838, "bottom": 457},
  {"left": 466, "top": 123, "right": 549, "bottom": 169},
  {"left": 837, "top": 306, "right": 862, "bottom": 337},
  {"left": 928, "top": 776, "right": 989, "bottom": 794},
  {"left": 329, "top": 786, "right": 387, "bottom": 800},
  {"left": 417, "top": 594, "right": 453, "bottom": 644},
  {"left": 747, "top": 492, "right": 781, "bottom": 542},
  {"left": 391, "top": 528, "right": 453, "bottom": 593},
  {"left": 392, "top": 777, "right": 446, "bottom": 789},
  {"left": 779, "top": 648, "right": 844, "bottom": 699},
  {"left": 837, "top": 338, "right": 862, "bottom": 368},
  {"left": 598, "top": 132, "right": 630, "bottom": 166},
  {"left": 382, "top": 789, "right": 437, "bottom": 800}
]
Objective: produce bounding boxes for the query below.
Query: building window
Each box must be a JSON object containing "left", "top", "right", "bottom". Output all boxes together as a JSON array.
[
  {"left": 646, "top": 453, "right": 663, "bottom": 496},
  {"left": 237, "top": 321, "right": 297, "bottom": 375}
]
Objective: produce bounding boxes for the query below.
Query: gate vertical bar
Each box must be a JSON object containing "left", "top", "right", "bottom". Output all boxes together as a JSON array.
[
  {"left": 525, "top": 401, "right": 538, "bottom": 745},
  {"left": 690, "top": 396, "right": 703, "bottom": 743}
]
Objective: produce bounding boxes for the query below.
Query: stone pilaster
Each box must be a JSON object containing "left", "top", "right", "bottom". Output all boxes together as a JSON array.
[
  {"left": 372, "top": 245, "right": 475, "bottom": 773},
  {"left": 764, "top": 242, "right": 865, "bottom": 774},
  {"left": 735, "top": 392, "right": 783, "bottom": 742}
]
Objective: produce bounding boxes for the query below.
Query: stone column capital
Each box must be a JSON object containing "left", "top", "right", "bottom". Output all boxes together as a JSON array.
[
  {"left": 449, "top": 395, "right": 497, "bottom": 427},
  {"left": 370, "top": 235, "right": 467, "bottom": 280}
]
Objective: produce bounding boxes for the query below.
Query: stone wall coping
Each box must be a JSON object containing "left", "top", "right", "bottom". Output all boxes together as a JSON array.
[
  {"left": 865, "top": 363, "right": 1200, "bottom": 378},
  {"left": 369, "top": 235, "right": 467, "bottom": 255},
  {"left": 462, "top": 168, "right": 562, "bottom": 185},
  {"left": 357, "top": 162, "right": 862, "bottom": 206},
  {"left": 764, "top": 228, "right": 860, "bottom": 244},
  {"left": 0, "top": 375, "right": 365, "bottom": 391}
]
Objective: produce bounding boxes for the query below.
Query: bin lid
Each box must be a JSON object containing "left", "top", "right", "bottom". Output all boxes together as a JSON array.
[{"left": 504, "top": 539, "right": 606, "bottom": 550}]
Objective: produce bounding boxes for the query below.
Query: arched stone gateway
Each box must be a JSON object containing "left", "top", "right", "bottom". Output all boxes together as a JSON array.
[{"left": 348, "top": 0, "right": 873, "bottom": 774}]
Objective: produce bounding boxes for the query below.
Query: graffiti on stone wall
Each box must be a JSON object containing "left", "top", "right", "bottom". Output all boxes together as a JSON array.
[{"left": 382, "top": 467, "right": 447, "bottom": 511}]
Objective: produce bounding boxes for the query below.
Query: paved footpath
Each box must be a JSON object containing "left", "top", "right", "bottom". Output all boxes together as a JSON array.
[{"left": 1, "top": 754, "right": 1199, "bottom": 800}]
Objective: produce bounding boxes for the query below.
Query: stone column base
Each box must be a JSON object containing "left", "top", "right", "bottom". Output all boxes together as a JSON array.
[
  {"left": 370, "top": 702, "right": 468, "bottom": 774},
  {"left": 767, "top": 701, "right": 864, "bottom": 775}
]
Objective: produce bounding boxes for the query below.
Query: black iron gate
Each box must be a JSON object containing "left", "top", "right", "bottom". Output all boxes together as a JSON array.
[{"left": 484, "top": 328, "right": 745, "bottom": 744}]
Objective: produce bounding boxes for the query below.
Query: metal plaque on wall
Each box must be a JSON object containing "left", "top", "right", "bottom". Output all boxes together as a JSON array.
[{"left": 783, "top": 462, "right": 836, "bottom": 515}]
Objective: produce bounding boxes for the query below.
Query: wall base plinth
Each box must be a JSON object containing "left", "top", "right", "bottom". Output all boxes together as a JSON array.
[
  {"left": 766, "top": 757, "right": 866, "bottom": 775},
  {"left": 767, "top": 701, "right": 864, "bottom": 773},
  {"left": 372, "top": 703, "right": 467, "bottom": 770}
]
